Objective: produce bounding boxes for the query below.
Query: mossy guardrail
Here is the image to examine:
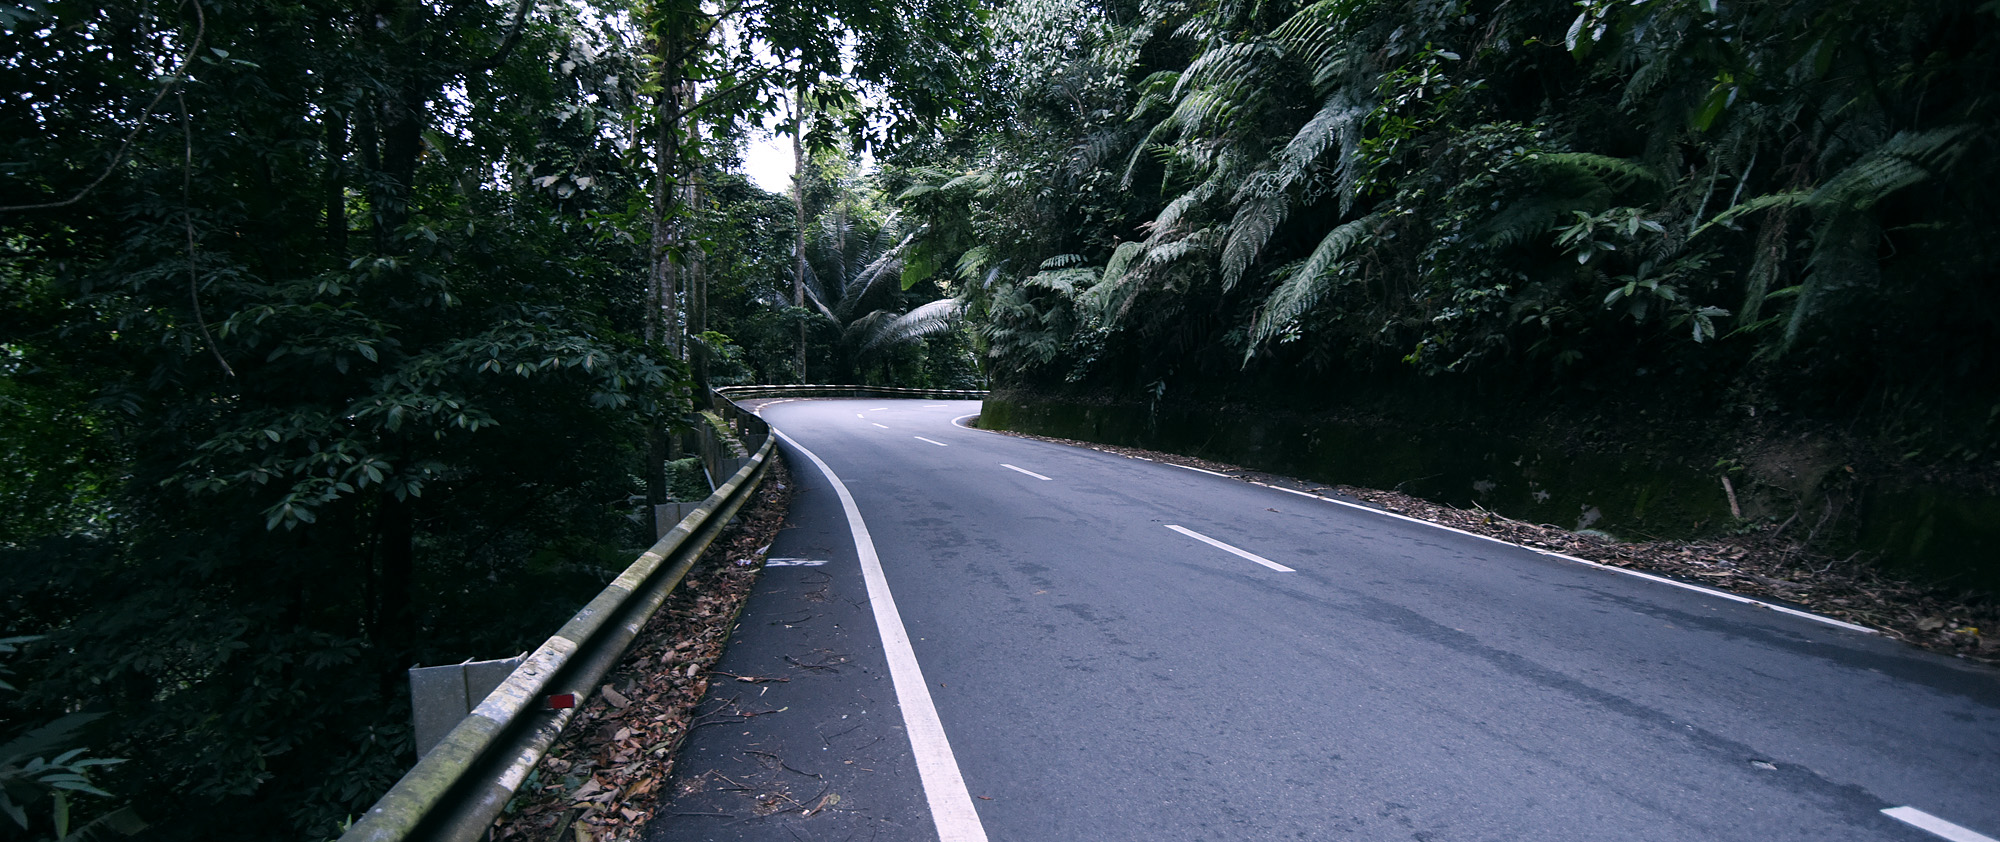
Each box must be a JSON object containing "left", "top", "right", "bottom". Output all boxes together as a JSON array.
[
  {"left": 339, "top": 385, "right": 984, "bottom": 842},
  {"left": 339, "top": 395, "right": 774, "bottom": 842}
]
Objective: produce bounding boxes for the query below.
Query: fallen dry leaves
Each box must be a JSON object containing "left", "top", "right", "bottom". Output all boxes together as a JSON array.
[
  {"left": 987, "top": 427, "right": 1999, "bottom": 667},
  {"left": 490, "top": 456, "right": 796, "bottom": 842}
]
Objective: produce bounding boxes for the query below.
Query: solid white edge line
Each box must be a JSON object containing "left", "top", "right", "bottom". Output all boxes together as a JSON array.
[
  {"left": 951, "top": 413, "right": 979, "bottom": 429},
  {"left": 1001, "top": 463, "right": 1053, "bottom": 481},
  {"left": 773, "top": 430, "right": 990, "bottom": 842},
  {"left": 1167, "top": 462, "right": 1232, "bottom": 478},
  {"left": 950, "top": 417, "right": 1866, "bottom": 633},
  {"left": 915, "top": 436, "right": 949, "bottom": 447},
  {"left": 1166, "top": 524, "right": 1295, "bottom": 572},
  {"left": 1883, "top": 807, "right": 1999, "bottom": 842},
  {"left": 872, "top": 423, "right": 890, "bottom": 429},
  {"left": 1246, "top": 480, "right": 1875, "bottom": 634}
]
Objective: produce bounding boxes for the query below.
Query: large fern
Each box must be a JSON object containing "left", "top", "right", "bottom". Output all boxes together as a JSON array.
[{"left": 1245, "top": 213, "right": 1381, "bottom": 355}]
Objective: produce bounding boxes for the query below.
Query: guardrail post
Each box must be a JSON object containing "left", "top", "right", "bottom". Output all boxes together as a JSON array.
[{"left": 408, "top": 655, "right": 525, "bottom": 758}]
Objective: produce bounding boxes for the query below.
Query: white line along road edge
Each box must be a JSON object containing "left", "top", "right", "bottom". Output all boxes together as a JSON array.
[
  {"left": 773, "top": 430, "right": 990, "bottom": 842},
  {"left": 1246, "top": 481, "right": 1874, "bottom": 634},
  {"left": 1166, "top": 525, "right": 1295, "bottom": 572},
  {"left": 1883, "top": 807, "right": 1999, "bottom": 842}
]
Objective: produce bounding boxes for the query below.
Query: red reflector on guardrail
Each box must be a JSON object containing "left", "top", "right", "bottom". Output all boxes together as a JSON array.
[{"left": 545, "top": 693, "right": 576, "bottom": 710}]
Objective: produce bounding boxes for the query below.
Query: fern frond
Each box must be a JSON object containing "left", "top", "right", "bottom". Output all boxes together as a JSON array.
[
  {"left": 1073, "top": 126, "right": 1136, "bottom": 174},
  {"left": 1246, "top": 214, "right": 1379, "bottom": 353},
  {"left": 956, "top": 245, "right": 994, "bottom": 281},
  {"left": 1220, "top": 192, "right": 1289, "bottom": 292},
  {"left": 1174, "top": 42, "right": 1275, "bottom": 101},
  {"left": 1277, "top": 91, "right": 1366, "bottom": 177},
  {"left": 1477, "top": 195, "right": 1584, "bottom": 248},
  {"left": 1023, "top": 267, "right": 1098, "bottom": 296},
  {"left": 1129, "top": 70, "right": 1182, "bottom": 124},
  {"left": 1809, "top": 125, "right": 1970, "bottom": 213},
  {"left": 1271, "top": 0, "right": 1373, "bottom": 90},
  {"left": 1136, "top": 228, "right": 1217, "bottom": 280},
  {"left": 1101, "top": 241, "right": 1146, "bottom": 288},
  {"left": 1039, "top": 254, "right": 1087, "bottom": 270},
  {"left": 1694, "top": 190, "right": 1809, "bottom": 238},
  {"left": 939, "top": 169, "right": 994, "bottom": 193},
  {"left": 1537, "top": 152, "right": 1665, "bottom": 194}
]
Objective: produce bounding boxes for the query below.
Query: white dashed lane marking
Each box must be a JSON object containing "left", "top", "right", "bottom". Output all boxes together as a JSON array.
[
  {"left": 1883, "top": 807, "right": 1999, "bottom": 842},
  {"left": 1166, "top": 525, "right": 1295, "bottom": 572},
  {"left": 1001, "top": 464, "right": 1052, "bottom": 481}
]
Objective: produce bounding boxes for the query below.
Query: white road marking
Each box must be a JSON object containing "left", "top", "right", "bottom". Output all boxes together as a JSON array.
[
  {"left": 915, "top": 437, "right": 949, "bottom": 447},
  {"left": 944, "top": 416, "right": 1868, "bottom": 633},
  {"left": 1166, "top": 525, "right": 1295, "bottom": 572},
  {"left": 924, "top": 404, "right": 951, "bottom": 407},
  {"left": 872, "top": 423, "right": 890, "bottom": 429},
  {"left": 765, "top": 558, "right": 829, "bottom": 567},
  {"left": 856, "top": 413, "right": 866, "bottom": 419},
  {"left": 1883, "top": 807, "right": 1998, "bottom": 842},
  {"left": 1246, "top": 481, "right": 1875, "bottom": 634},
  {"left": 951, "top": 414, "right": 979, "bottom": 429},
  {"left": 1001, "top": 464, "right": 1052, "bottom": 481},
  {"left": 870, "top": 407, "right": 888, "bottom": 411},
  {"left": 774, "top": 430, "right": 990, "bottom": 842},
  {"left": 1168, "top": 462, "right": 1232, "bottom": 478}
]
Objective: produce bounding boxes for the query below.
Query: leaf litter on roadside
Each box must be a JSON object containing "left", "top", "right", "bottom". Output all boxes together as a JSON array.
[
  {"left": 490, "top": 456, "right": 796, "bottom": 842},
  {"left": 987, "top": 426, "right": 1998, "bottom": 667}
]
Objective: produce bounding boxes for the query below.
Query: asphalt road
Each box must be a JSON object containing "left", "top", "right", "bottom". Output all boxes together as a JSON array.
[{"left": 651, "top": 398, "right": 2000, "bottom": 842}]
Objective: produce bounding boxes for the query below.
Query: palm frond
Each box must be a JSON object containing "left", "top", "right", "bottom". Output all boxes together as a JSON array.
[{"left": 862, "top": 298, "right": 967, "bottom": 351}]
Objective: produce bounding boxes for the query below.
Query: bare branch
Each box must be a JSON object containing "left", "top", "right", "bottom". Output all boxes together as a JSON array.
[
  {"left": 0, "top": 0, "right": 207, "bottom": 213},
  {"left": 476, "top": 0, "right": 535, "bottom": 71},
  {"left": 179, "top": 89, "right": 234, "bottom": 378}
]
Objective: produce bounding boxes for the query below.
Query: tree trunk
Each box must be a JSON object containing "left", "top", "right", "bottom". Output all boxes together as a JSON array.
[
  {"left": 374, "top": 493, "right": 417, "bottom": 662},
  {"left": 793, "top": 88, "right": 808, "bottom": 382},
  {"left": 326, "top": 110, "right": 347, "bottom": 260}
]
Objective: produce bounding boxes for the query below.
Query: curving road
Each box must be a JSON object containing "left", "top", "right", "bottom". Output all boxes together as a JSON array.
[{"left": 650, "top": 398, "right": 2000, "bottom": 842}]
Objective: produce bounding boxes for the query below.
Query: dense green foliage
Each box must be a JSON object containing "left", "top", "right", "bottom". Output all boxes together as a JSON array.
[
  {"left": 0, "top": 0, "right": 981, "bottom": 838},
  {"left": 904, "top": 0, "right": 2000, "bottom": 466},
  {"left": 2, "top": 2, "right": 679, "bottom": 837},
  {"left": 6, "top": 0, "right": 1994, "bottom": 836}
]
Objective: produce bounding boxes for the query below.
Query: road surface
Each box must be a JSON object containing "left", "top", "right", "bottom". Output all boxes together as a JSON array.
[{"left": 650, "top": 398, "right": 2000, "bottom": 842}]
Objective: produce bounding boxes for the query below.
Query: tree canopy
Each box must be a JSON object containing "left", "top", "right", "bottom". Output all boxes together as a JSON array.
[{"left": 3, "top": 0, "right": 1996, "bottom": 837}]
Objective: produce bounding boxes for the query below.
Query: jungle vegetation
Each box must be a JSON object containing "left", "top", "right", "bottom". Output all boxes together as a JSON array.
[
  {"left": 0, "top": 0, "right": 977, "bottom": 838},
  {"left": 884, "top": 0, "right": 1999, "bottom": 574},
  {"left": 4, "top": 0, "right": 1997, "bottom": 838}
]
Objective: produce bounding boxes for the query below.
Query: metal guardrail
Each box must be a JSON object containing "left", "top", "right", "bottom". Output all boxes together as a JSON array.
[
  {"left": 339, "top": 385, "right": 982, "bottom": 842},
  {"left": 340, "top": 396, "right": 774, "bottom": 842}
]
